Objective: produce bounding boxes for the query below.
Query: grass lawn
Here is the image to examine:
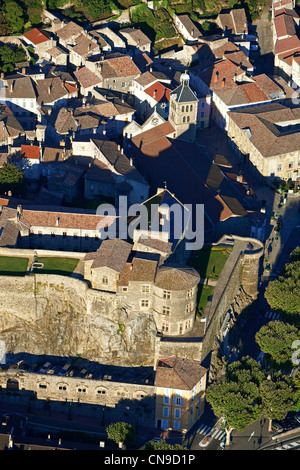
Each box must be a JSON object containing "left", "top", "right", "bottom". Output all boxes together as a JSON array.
[
  {"left": 189, "top": 246, "right": 232, "bottom": 280},
  {"left": 197, "top": 284, "right": 214, "bottom": 314},
  {"left": 33, "top": 257, "right": 79, "bottom": 276},
  {"left": 0, "top": 256, "right": 29, "bottom": 276}
]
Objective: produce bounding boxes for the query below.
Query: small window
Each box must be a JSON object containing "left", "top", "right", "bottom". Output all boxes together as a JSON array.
[
  {"left": 142, "top": 285, "right": 150, "bottom": 293},
  {"left": 102, "top": 276, "right": 108, "bottom": 284},
  {"left": 163, "top": 291, "right": 171, "bottom": 299},
  {"left": 162, "top": 306, "right": 170, "bottom": 315},
  {"left": 141, "top": 299, "right": 149, "bottom": 307}
]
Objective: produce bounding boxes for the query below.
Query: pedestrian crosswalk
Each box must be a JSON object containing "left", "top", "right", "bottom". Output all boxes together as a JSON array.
[
  {"left": 197, "top": 424, "right": 225, "bottom": 441},
  {"left": 274, "top": 440, "right": 300, "bottom": 450},
  {"left": 265, "top": 311, "right": 280, "bottom": 321}
]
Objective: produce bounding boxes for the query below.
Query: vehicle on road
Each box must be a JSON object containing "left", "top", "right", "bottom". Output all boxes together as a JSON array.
[{"left": 272, "top": 421, "right": 284, "bottom": 434}]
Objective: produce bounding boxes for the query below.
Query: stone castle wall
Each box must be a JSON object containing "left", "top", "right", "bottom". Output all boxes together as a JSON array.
[{"left": 0, "top": 273, "right": 157, "bottom": 367}]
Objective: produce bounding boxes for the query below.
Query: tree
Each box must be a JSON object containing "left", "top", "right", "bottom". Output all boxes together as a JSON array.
[
  {"left": 290, "top": 246, "right": 300, "bottom": 263},
  {"left": 255, "top": 321, "right": 300, "bottom": 370},
  {"left": 0, "top": 162, "right": 25, "bottom": 196},
  {"left": 105, "top": 422, "right": 136, "bottom": 446},
  {"left": 145, "top": 439, "right": 187, "bottom": 450},
  {"left": 5, "top": 1, "right": 25, "bottom": 33},
  {"left": 206, "top": 359, "right": 265, "bottom": 446},
  {"left": 265, "top": 261, "right": 300, "bottom": 323},
  {"left": 260, "top": 372, "right": 296, "bottom": 432},
  {"left": 293, "top": 372, "right": 300, "bottom": 411}
]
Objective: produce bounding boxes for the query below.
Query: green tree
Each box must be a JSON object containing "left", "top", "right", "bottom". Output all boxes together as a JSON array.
[
  {"left": 0, "top": 162, "right": 25, "bottom": 196},
  {"left": 290, "top": 246, "right": 300, "bottom": 263},
  {"left": 5, "top": 1, "right": 25, "bottom": 33},
  {"left": 293, "top": 372, "right": 300, "bottom": 411},
  {"left": 265, "top": 261, "right": 300, "bottom": 323},
  {"left": 145, "top": 439, "right": 187, "bottom": 450},
  {"left": 206, "top": 359, "right": 265, "bottom": 446},
  {"left": 260, "top": 372, "right": 296, "bottom": 432},
  {"left": 105, "top": 421, "right": 136, "bottom": 446},
  {"left": 255, "top": 321, "right": 300, "bottom": 370}
]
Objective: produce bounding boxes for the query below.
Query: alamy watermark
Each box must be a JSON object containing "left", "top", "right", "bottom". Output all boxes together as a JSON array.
[
  {"left": 95, "top": 196, "right": 205, "bottom": 251},
  {"left": 0, "top": 340, "right": 5, "bottom": 365}
]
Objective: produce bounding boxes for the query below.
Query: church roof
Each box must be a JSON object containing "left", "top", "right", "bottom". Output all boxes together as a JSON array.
[{"left": 170, "top": 77, "right": 198, "bottom": 103}]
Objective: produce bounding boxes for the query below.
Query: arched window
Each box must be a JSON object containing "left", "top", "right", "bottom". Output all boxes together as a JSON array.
[
  {"left": 190, "top": 105, "right": 193, "bottom": 111},
  {"left": 187, "top": 116, "right": 190, "bottom": 123},
  {"left": 183, "top": 116, "right": 186, "bottom": 123},
  {"left": 186, "top": 105, "right": 188, "bottom": 112}
]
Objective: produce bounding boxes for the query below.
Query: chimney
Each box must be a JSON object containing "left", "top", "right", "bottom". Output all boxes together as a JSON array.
[
  {"left": 121, "top": 148, "right": 124, "bottom": 154},
  {"left": 16, "top": 205, "right": 22, "bottom": 222},
  {"left": 56, "top": 217, "right": 60, "bottom": 226},
  {"left": 129, "top": 157, "right": 133, "bottom": 166},
  {"left": 222, "top": 78, "right": 226, "bottom": 87},
  {"left": 214, "top": 72, "right": 219, "bottom": 82},
  {"left": 22, "top": 67, "right": 26, "bottom": 74}
]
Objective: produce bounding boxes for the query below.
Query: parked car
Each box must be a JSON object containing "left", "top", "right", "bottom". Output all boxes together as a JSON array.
[{"left": 272, "top": 420, "right": 284, "bottom": 433}]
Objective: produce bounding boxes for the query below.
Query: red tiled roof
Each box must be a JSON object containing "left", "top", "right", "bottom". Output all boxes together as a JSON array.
[
  {"left": 74, "top": 67, "right": 102, "bottom": 89},
  {"left": 21, "top": 145, "right": 40, "bottom": 160},
  {"left": 275, "top": 34, "right": 300, "bottom": 54},
  {"left": 144, "top": 82, "right": 172, "bottom": 103},
  {"left": 274, "top": 13, "right": 296, "bottom": 38},
  {"left": 102, "top": 55, "right": 141, "bottom": 78},
  {"left": 23, "top": 28, "right": 50, "bottom": 45},
  {"left": 155, "top": 356, "right": 207, "bottom": 390}
]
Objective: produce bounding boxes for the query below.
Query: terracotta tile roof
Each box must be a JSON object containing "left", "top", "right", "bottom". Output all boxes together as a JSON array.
[
  {"left": 177, "top": 14, "right": 202, "bottom": 38},
  {"left": 275, "top": 34, "right": 300, "bottom": 54},
  {"left": 213, "top": 41, "right": 252, "bottom": 70},
  {"left": 23, "top": 28, "right": 50, "bottom": 45},
  {"left": 46, "top": 46, "right": 67, "bottom": 58},
  {"left": 71, "top": 34, "right": 98, "bottom": 56},
  {"left": 136, "top": 236, "right": 172, "bottom": 256},
  {"left": 22, "top": 208, "right": 112, "bottom": 231},
  {"left": 54, "top": 107, "right": 78, "bottom": 134},
  {"left": 42, "top": 147, "right": 66, "bottom": 163},
  {"left": 135, "top": 71, "right": 157, "bottom": 87},
  {"left": 2, "top": 76, "right": 36, "bottom": 99},
  {"left": 155, "top": 356, "right": 207, "bottom": 391},
  {"left": 36, "top": 76, "right": 78, "bottom": 105},
  {"left": 154, "top": 264, "right": 200, "bottom": 291},
  {"left": 144, "top": 82, "right": 173, "bottom": 103},
  {"left": 84, "top": 239, "right": 132, "bottom": 272},
  {"left": 231, "top": 8, "right": 248, "bottom": 35},
  {"left": 119, "top": 27, "right": 151, "bottom": 46},
  {"left": 0, "top": 219, "right": 20, "bottom": 247},
  {"left": 74, "top": 66, "right": 102, "bottom": 89},
  {"left": 274, "top": 13, "right": 296, "bottom": 38},
  {"left": 21, "top": 144, "right": 40, "bottom": 160},
  {"left": 128, "top": 256, "right": 158, "bottom": 283},
  {"left": 101, "top": 55, "right": 141, "bottom": 79},
  {"left": 131, "top": 121, "right": 175, "bottom": 148},
  {"left": 56, "top": 21, "right": 83, "bottom": 41},
  {"left": 228, "top": 102, "right": 300, "bottom": 157},
  {"left": 0, "top": 104, "right": 24, "bottom": 137},
  {"left": 196, "top": 59, "right": 284, "bottom": 106}
]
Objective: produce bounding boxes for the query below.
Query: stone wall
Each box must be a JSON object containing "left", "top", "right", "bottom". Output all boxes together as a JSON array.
[
  {"left": 0, "top": 273, "right": 157, "bottom": 367},
  {"left": 200, "top": 236, "right": 264, "bottom": 367},
  {"left": 0, "top": 369, "right": 155, "bottom": 427}
]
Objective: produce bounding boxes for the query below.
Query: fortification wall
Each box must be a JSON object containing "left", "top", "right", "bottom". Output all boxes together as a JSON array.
[{"left": 0, "top": 273, "right": 157, "bottom": 367}]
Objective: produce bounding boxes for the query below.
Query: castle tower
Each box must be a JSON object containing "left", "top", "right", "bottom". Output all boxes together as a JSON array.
[{"left": 168, "top": 72, "right": 198, "bottom": 142}]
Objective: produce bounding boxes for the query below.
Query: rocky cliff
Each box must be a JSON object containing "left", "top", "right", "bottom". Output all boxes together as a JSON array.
[{"left": 0, "top": 274, "right": 157, "bottom": 367}]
